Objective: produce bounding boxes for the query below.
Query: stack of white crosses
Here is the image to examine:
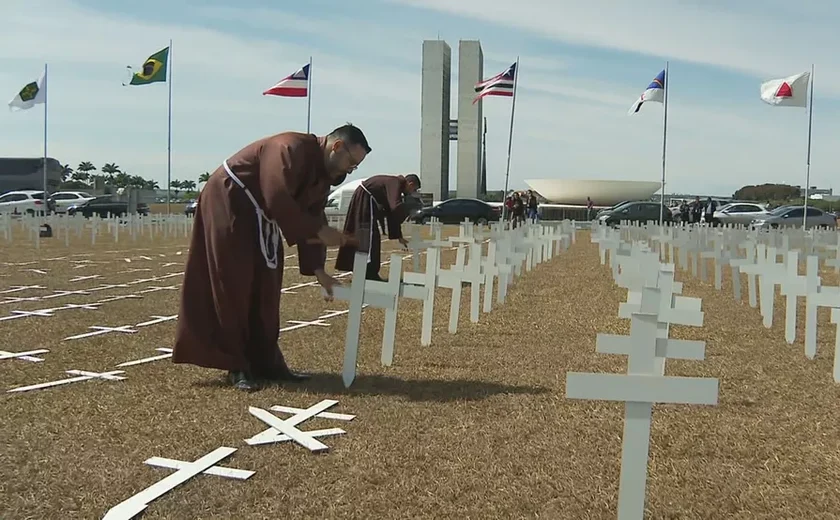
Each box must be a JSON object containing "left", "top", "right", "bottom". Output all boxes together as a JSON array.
[
  {"left": 579, "top": 226, "right": 719, "bottom": 520},
  {"left": 325, "top": 217, "right": 576, "bottom": 388},
  {"left": 595, "top": 220, "right": 840, "bottom": 383}
]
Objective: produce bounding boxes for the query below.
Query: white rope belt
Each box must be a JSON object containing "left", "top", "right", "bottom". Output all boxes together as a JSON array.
[
  {"left": 222, "top": 160, "right": 281, "bottom": 269},
  {"left": 361, "top": 184, "right": 374, "bottom": 264}
]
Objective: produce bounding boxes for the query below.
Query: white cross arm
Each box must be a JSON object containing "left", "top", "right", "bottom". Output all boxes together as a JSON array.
[
  {"left": 328, "top": 285, "right": 395, "bottom": 309},
  {"left": 143, "top": 457, "right": 254, "bottom": 480},
  {"left": 596, "top": 334, "right": 707, "bottom": 361},
  {"left": 565, "top": 372, "right": 719, "bottom": 405}
]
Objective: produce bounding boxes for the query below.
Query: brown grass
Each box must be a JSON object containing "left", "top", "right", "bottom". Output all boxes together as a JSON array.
[{"left": 1, "top": 228, "right": 840, "bottom": 519}]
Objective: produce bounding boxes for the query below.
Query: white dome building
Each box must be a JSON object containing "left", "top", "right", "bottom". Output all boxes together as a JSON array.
[{"left": 524, "top": 179, "right": 661, "bottom": 206}]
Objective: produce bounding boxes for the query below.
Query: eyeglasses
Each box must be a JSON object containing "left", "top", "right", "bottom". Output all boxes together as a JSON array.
[{"left": 343, "top": 144, "right": 362, "bottom": 171}]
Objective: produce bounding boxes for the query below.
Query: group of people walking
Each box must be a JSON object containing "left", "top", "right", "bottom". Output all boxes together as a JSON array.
[
  {"left": 504, "top": 190, "right": 539, "bottom": 226},
  {"left": 676, "top": 196, "right": 719, "bottom": 225}
]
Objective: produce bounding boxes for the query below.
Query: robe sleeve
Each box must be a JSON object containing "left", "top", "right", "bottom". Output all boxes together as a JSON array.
[
  {"left": 258, "top": 138, "right": 323, "bottom": 245},
  {"left": 296, "top": 211, "right": 328, "bottom": 276},
  {"left": 383, "top": 177, "right": 409, "bottom": 240}
]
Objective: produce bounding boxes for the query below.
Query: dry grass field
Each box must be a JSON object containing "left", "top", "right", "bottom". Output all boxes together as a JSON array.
[{"left": 2, "top": 224, "right": 840, "bottom": 519}]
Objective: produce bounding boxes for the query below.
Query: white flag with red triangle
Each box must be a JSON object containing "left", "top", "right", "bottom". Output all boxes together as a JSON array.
[{"left": 760, "top": 71, "right": 810, "bottom": 107}]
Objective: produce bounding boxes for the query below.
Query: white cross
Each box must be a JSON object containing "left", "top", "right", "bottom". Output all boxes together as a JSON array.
[
  {"left": 117, "top": 348, "right": 174, "bottom": 367},
  {"left": 118, "top": 268, "right": 152, "bottom": 274},
  {"left": 96, "top": 294, "right": 142, "bottom": 304},
  {"left": 135, "top": 315, "right": 178, "bottom": 327},
  {"left": 69, "top": 274, "right": 101, "bottom": 283},
  {"left": 40, "top": 289, "right": 91, "bottom": 300},
  {"left": 102, "top": 446, "right": 252, "bottom": 520},
  {"left": 565, "top": 303, "right": 718, "bottom": 519},
  {"left": 0, "top": 285, "right": 44, "bottom": 295},
  {"left": 280, "top": 318, "right": 331, "bottom": 332},
  {"left": 60, "top": 303, "right": 102, "bottom": 311},
  {"left": 22, "top": 269, "right": 48, "bottom": 275},
  {"left": 245, "top": 399, "right": 352, "bottom": 451},
  {"left": 0, "top": 307, "right": 64, "bottom": 322},
  {"left": 7, "top": 369, "right": 126, "bottom": 393},
  {"left": 63, "top": 325, "right": 138, "bottom": 341},
  {"left": 780, "top": 253, "right": 821, "bottom": 344},
  {"left": 1, "top": 296, "right": 43, "bottom": 305},
  {"left": 87, "top": 283, "right": 131, "bottom": 293},
  {"left": 139, "top": 285, "right": 179, "bottom": 294},
  {"left": 0, "top": 348, "right": 50, "bottom": 362}
]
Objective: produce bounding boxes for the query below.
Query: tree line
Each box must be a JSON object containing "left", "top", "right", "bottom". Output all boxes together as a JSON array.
[{"left": 59, "top": 162, "right": 211, "bottom": 198}]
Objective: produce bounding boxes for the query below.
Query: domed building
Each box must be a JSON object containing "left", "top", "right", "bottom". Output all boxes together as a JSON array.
[{"left": 524, "top": 179, "right": 661, "bottom": 207}]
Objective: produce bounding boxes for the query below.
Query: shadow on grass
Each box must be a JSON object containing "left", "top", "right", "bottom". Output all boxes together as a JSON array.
[{"left": 195, "top": 372, "right": 549, "bottom": 402}]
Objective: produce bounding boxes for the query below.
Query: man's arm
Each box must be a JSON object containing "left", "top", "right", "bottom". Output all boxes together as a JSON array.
[
  {"left": 258, "top": 137, "right": 323, "bottom": 245},
  {"left": 297, "top": 210, "right": 328, "bottom": 276},
  {"left": 382, "top": 177, "right": 410, "bottom": 240}
]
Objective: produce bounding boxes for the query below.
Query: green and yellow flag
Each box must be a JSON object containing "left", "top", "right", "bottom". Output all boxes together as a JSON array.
[{"left": 127, "top": 47, "right": 169, "bottom": 86}]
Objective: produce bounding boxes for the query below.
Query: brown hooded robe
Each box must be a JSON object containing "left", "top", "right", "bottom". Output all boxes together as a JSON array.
[
  {"left": 172, "top": 132, "right": 332, "bottom": 375},
  {"left": 334, "top": 175, "right": 411, "bottom": 277}
]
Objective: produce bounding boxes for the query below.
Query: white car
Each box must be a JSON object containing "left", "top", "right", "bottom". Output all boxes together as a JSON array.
[
  {"left": 712, "top": 202, "right": 769, "bottom": 226},
  {"left": 49, "top": 191, "right": 95, "bottom": 213},
  {"left": 0, "top": 190, "right": 53, "bottom": 216}
]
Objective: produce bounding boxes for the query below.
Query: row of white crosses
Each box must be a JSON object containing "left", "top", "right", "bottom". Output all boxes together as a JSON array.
[
  {"left": 103, "top": 397, "right": 358, "bottom": 520},
  {"left": 599, "top": 222, "right": 840, "bottom": 383},
  {"left": 576, "top": 230, "right": 718, "bottom": 520},
  {"left": 327, "top": 218, "right": 574, "bottom": 388},
  {"left": 2, "top": 212, "right": 194, "bottom": 248}
]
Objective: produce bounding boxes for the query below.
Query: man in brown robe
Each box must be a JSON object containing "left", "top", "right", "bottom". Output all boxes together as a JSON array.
[
  {"left": 173, "top": 124, "right": 370, "bottom": 391},
  {"left": 334, "top": 174, "right": 421, "bottom": 281}
]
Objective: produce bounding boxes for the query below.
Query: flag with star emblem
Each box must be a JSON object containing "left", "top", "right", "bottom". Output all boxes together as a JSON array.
[
  {"left": 8, "top": 70, "right": 46, "bottom": 111},
  {"left": 127, "top": 47, "right": 169, "bottom": 86}
]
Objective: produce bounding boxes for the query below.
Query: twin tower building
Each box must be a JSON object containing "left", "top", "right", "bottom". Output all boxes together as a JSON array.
[{"left": 420, "top": 39, "right": 487, "bottom": 202}]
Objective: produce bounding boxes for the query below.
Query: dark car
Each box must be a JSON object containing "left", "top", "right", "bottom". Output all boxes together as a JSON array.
[
  {"left": 66, "top": 196, "right": 150, "bottom": 218},
  {"left": 410, "top": 197, "right": 501, "bottom": 225},
  {"left": 596, "top": 201, "right": 673, "bottom": 226},
  {"left": 185, "top": 200, "right": 198, "bottom": 216}
]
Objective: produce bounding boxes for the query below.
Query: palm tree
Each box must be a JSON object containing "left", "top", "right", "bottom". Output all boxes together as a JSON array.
[
  {"left": 101, "top": 163, "right": 121, "bottom": 184},
  {"left": 60, "top": 164, "right": 73, "bottom": 182},
  {"left": 77, "top": 161, "right": 95, "bottom": 177},
  {"left": 182, "top": 180, "right": 197, "bottom": 192},
  {"left": 143, "top": 179, "right": 160, "bottom": 190},
  {"left": 170, "top": 180, "right": 183, "bottom": 198},
  {"left": 198, "top": 171, "right": 211, "bottom": 184}
]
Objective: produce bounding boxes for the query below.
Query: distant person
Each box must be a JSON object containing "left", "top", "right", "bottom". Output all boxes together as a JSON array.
[
  {"left": 512, "top": 192, "right": 525, "bottom": 227},
  {"left": 334, "top": 174, "right": 421, "bottom": 282},
  {"left": 679, "top": 200, "right": 689, "bottom": 223},
  {"left": 690, "top": 196, "right": 702, "bottom": 224},
  {"left": 586, "top": 196, "right": 594, "bottom": 220},
  {"left": 527, "top": 190, "right": 539, "bottom": 223},
  {"left": 703, "top": 197, "right": 718, "bottom": 226}
]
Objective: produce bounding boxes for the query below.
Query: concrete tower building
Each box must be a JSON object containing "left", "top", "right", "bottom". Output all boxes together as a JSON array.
[
  {"left": 419, "top": 40, "right": 452, "bottom": 201},
  {"left": 456, "top": 40, "right": 484, "bottom": 199}
]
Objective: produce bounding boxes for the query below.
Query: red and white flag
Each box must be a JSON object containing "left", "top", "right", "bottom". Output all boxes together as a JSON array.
[
  {"left": 473, "top": 62, "right": 516, "bottom": 104},
  {"left": 760, "top": 71, "right": 810, "bottom": 107},
  {"left": 263, "top": 64, "right": 309, "bottom": 97}
]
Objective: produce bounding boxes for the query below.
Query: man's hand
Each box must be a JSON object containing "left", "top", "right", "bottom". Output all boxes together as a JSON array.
[
  {"left": 314, "top": 269, "right": 342, "bottom": 301},
  {"left": 397, "top": 237, "right": 409, "bottom": 249}
]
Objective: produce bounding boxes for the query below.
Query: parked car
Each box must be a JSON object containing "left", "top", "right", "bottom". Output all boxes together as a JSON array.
[
  {"left": 751, "top": 205, "right": 837, "bottom": 229},
  {"left": 711, "top": 202, "right": 769, "bottom": 226},
  {"left": 0, "top": 190, "right": 55, "bottom": 216},
  {"left": 596, "top": 201, "right": 673, "bottom": 226},
  {"left": 595, "top": 200, "right": 631, "bottom": 220},
  {"left": 184, "top": 200, "right": 198, "bottom": 216},
  {"left": 48, "top": 191, "right": 95, "bottom": 213},
  {"left": 410, "top": 198, "right": 501, "bottom": 225},
  {"left": 66, "top": 196, "right": 150, "bottom": 218}
]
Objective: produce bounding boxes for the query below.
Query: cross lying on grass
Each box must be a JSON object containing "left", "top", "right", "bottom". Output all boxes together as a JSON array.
[
  {"left": 102, "top": 446, "right": 253, "bottom": 520},
  {"left": 245, "top": 399, "right": 355, "bottom": 453},
  {"left": 7, "top": 369, "right": 126, "bottom": 393}
]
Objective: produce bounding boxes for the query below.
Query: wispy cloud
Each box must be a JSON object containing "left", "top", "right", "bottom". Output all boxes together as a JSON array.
[
  {"left": 0, "top": 0, "right": 837, "bottom": 196},
  {"left": 384, "top": 0, "right": 840, "bottom": 96}
]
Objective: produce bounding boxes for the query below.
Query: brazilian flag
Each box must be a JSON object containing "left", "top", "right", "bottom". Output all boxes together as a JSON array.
[{"left": 128, "top": 47, "right": 169, "bottom": 85}]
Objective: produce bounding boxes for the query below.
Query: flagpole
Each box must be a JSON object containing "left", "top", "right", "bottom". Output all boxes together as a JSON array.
[
  {"left": 659, "top": 61, "right": 669, "bottom": 227},
  {"left": 306, "top": 56, "right": 312, "bottom": 133},
  {"left": 803, "top": 63, "right": 814, "bottom": 229},
  {"left": 43, "top": 62, "right": 48, "bottom": 202},
  {"left": 502, "top": 57, "right": 519, "bottom": 222},
  {"left": 42, "top": 63, "right": 49, "bottom": 235},
  {"left": 166, "top": 39, "right": 173, "bottom": 215}
]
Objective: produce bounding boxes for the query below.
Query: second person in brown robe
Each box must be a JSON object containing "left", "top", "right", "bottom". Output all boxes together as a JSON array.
[
  {"left": 334, "top": 174, "right": 421, "bottom": 281},
  {"left": 172, "top": 124, "right": 370, "bottom": 391}
]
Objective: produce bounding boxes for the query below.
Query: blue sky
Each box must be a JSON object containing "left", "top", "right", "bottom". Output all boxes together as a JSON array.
[{"left": 2, "top": 0, "right": 838, "bottom": 198}]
